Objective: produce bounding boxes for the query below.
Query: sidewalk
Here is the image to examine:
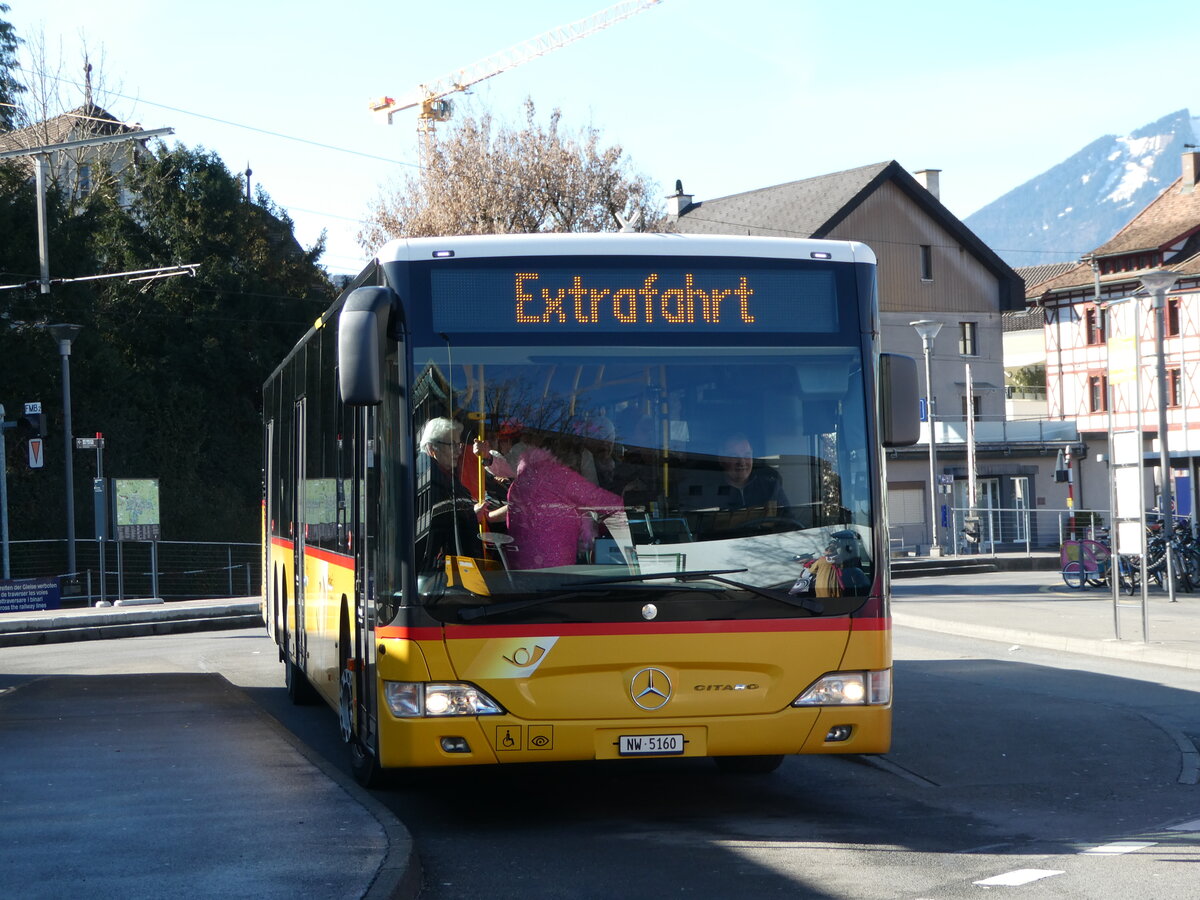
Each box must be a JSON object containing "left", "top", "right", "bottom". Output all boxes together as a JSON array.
[
  {"left": 0, "top": 672, "right": 419, "bottom": 900},
  {"left": 0, "top": 595, "right": 262, "bottom": 647},
  {"left": 891, "top": 554, "right": 1200, "bottom": 670}
]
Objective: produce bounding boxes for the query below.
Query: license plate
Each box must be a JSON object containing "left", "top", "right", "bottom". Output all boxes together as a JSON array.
[{"left": 618, "top": 733, "right": 685, "bottom": 756}]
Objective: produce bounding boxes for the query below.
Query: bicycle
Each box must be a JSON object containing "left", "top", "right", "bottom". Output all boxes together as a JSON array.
[
  {"left": 1144, "top": 518, "right": 1200, "bottom": 592},
  {"left": 1061, "top": 530, "right": 1139, "bottom": 594},
  {"left": 1060, "top": 538, "right": 1111, "bottom": 589}
]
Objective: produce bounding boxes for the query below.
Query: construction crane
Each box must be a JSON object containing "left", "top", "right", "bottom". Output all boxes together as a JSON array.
[{"left": 368, "top": 0, "right": 662, "bottom": 146}]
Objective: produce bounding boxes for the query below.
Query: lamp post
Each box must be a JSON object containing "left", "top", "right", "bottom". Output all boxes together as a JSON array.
[
  {"left": 911, "top": 320, "right": 943, "bottom": 556},
  {"left": 1139, "top": 270, "right": 1180, "bottom": 601},
  {"left": 49, "top": 324, "right": 82, "bottom": 589}
]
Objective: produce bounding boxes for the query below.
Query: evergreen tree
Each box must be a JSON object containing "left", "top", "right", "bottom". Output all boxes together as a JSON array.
[
  {"left": 1, "top": 143, "right": 334, "bottom": 543},
  {"left": 0, "top": 4, "right": 23, "bottom": 131}
]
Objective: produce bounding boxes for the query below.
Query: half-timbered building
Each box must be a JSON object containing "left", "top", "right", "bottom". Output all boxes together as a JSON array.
[{"left": 1027, "top": 150, "right": 1200, "bottom": 521}]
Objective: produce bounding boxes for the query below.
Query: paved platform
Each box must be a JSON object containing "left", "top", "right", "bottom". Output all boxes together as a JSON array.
[
  {"left": 0, "top": 672, "right": 419, "bottom": 900},
  {"left": 0, "top": 596, "right": 263, "bottom": 647}
]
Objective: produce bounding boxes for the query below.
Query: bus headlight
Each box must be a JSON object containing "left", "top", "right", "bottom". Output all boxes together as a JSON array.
[
  {"left": 791, "top": 670, "right": 891, "bottom": 707},
  {"left": 383, "top": 681, "right": 506, "bottom": 718}
]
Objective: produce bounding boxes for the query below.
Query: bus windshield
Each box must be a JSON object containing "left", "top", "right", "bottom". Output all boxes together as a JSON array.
[{"left": 410, "top": 343, "right": 875, "bottom": 622}]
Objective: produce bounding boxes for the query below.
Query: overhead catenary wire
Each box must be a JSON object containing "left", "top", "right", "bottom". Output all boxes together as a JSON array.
[{"left": 21, "top": 70, "right": 1092, "bottom": 264}]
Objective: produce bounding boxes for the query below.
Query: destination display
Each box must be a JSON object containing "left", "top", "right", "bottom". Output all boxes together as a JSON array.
[{"left": 429, "top": 263, "right": 841, "bottom": 333}]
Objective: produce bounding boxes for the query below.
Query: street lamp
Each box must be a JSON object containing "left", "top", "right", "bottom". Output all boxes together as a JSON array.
[
  {"left": 48, "top": 323, "right": 82, "bottom": 590},
  {"left": 911, "top": 320, "right": 943, "bottom": 556},
  {"left": 1139, "top": 270, "right": 1180, "bottom": 601}
]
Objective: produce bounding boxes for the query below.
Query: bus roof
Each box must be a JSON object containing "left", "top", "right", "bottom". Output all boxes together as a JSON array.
[{"left": 374, "top": 232, "right": 876, "bottom": 266}]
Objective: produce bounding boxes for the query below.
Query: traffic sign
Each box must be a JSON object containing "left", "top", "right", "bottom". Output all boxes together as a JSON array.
[
  {"left": 28, "top": 438, "right": 44, "bottom": 469},
  {"left": 75, "top": 436, "right": 105, "bottom": 450}
]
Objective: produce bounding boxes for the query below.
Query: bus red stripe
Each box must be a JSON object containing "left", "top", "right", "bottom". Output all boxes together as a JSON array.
[
  {"left": 268, "top": 536, "right": 352, "bottom": 568},
  {"left": 376, "top": 617, "right": 888, "bottom": 641}
]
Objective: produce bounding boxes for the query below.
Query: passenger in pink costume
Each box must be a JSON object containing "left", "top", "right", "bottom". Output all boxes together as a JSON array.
[{"left": 507, "top": 444, "right": 625, "bottom": 570}]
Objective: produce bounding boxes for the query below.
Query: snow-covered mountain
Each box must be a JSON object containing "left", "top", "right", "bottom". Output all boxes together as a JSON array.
[{"left": 964, "top": 109, "right": 1199, "bottom": 268}]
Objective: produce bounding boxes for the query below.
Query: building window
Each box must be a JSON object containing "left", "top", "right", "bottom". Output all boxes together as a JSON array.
[
  {"left": 959, "top": 321, "right": 978, "bottom": 356},
  {"left": 1088, "top": 372, "right": 1109, "bottom": 413},
  {"left": 961, "top": 394, "right": 981, "bottom": 421},
  {"left": 920, "top": 245, "right": 933, "bottom": 281},
  {"left": 1167, "top": 297, "right": 1181, "bottom": 337},
  {"left": 1169, "top": 367, "right": 1182, "bottom": 408},
  {"left": 1084, "top": 305, "right": 1106, "bottom": 345}
]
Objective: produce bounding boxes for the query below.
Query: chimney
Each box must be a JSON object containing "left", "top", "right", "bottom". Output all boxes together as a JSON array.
[
  {"left": 1182, "top": 149, "right": 1200, "bottom": 194},
  {"left": 913, "top": 168, "right": 942, "bottom": 201},
  {"left": 666, "top": 179, "right": 693, "bottom": 220}
]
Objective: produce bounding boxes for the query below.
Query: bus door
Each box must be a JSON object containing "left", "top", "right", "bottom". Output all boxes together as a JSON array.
[
  {"left": 265, "top": 417, "right": 279, "bottom": 641},
  {"left": 345, "top": 405, "right": 378, "bottom": 751},
  {"left": 292, "top": 398, "right": 308, "bottom": 671}
]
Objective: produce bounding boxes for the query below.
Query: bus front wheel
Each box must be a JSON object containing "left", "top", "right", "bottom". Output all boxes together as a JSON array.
[{"left": 340, "top": 659, "right": 387, "bottom": 788}]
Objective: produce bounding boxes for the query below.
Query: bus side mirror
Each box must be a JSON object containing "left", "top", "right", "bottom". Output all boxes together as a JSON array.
[
  {"left": 880, "top": 353, "right": 920, "bottom": 447},
  {"left": 338, "top": 287, "right": 395, "bottom": 406}
]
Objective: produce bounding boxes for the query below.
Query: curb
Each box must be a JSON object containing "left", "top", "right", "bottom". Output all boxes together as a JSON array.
[
  {"left": 238, "top": 681, "right": 424, "bottom": 900},
  {"left": 893, "top": 611, "right": 1200, "bottom": 671},
  {"left": 0, "top": 612, "right": 263, "bottom": 647}
]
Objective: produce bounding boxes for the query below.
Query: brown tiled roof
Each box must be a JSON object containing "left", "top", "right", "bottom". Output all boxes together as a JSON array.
[
  {"left": 1025, "top": 261, "right": 1093, "bottom": 295},
  {"left": 1092, "top": 175, "right": 1200, "bottom": 257},
  {"left": 0, "top": 105, "right": 137, "bottom": 154},
  {"left": 1027, "top": 252, "right": 1200, "bottom": 297}
]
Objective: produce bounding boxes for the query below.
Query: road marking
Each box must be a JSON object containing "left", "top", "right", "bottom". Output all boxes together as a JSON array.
[
  {"left": 974, "top": 869, "right": 1063, "bottom": 886},
  {"left": 1167, "top": 818, "right": 1200, "bottom": 832},
  {"left": 1082, "top": 841, "right": 1156, "bottom": 855},
  {"left": 1141, "top": 713, "right": 1200, "bottom": 785}
]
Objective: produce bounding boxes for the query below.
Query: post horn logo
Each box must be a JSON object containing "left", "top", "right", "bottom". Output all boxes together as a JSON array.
[{"left": 630, "top": 667, "right": 673, "bottom": 710}]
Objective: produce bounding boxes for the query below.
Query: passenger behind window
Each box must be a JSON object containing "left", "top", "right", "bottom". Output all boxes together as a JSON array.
[
  {"left": 715, "top": 433, "right": 791, "bottom": 511},
  {"left": 414, "top": 417, "right": 496, "bottom": 574},
  {"left": 505, "top": 437, "right": 627, "bottom": 570}
]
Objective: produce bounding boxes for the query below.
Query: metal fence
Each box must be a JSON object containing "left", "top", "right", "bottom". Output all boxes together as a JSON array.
[
  {"left": 890, "top": 506, "right": 1113, "bottom": 558},
  {"left": 5, "top": 539, "right": 260, "bottom": 604}
]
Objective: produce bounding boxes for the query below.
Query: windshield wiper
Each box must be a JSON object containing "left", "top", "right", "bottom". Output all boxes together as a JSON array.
[
  {"left": 457, "top": 591, "right": 592, "bottom": 622},
  {"left": 457, "top": 569, "right": 823, "bottom": 621},
  {"left": 457, "top": 569, "right": 751, "bottom": 621},
  {"left": 566, "top": 569, "right": 824, "bottom": 613},
  {"left": 680, "top": 572, "right": 825, "bottom": 614}
]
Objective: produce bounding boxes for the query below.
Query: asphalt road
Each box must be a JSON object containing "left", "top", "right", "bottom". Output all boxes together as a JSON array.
[{"left": 3, "top": 617, "right": 1199, "bottom": 898}]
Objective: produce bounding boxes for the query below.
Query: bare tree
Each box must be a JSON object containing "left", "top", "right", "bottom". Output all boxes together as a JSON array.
[
  {"left": 359, "top": 98, "right": 665, "bottom": 248},
  {"left": 5, "top": 32, "right": 137, "bottom": 213}
]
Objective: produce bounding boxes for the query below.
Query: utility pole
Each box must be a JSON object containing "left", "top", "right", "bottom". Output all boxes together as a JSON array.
[
  {"left": 0, "top": 126, "right": 175, "bottom": 294},
  {"left": 0, "top": 124, "right": 172, "bottom": 589}
]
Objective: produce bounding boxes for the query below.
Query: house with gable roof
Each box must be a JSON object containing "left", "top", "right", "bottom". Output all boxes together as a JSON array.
[
  {"left": 0, "top": 103, "right": 150, "bottom": 208},
  {"left": 1027, "top": 150, "right": 1200, "bottom": 522},
  {"left": 671, "top": 162, "right": 1076, "bottom": 555}
]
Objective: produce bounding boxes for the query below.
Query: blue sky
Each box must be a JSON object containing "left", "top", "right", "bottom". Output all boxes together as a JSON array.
[{"left": 12, "top": 0, "right": 1197, "bottom": 275}]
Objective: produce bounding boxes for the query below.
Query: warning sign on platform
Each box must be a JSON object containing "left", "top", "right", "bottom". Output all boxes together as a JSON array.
[{"left": 0, "top": 577, "right": 61, "bottom": 614}]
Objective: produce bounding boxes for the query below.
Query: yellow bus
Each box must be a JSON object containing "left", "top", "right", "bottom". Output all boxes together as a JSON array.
[{"left": 263, "top": 233, "right": 918, "bottom": 785}]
